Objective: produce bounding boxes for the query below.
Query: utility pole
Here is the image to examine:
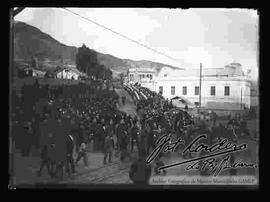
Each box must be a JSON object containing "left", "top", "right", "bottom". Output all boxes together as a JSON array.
[
  {"left": 240, "top": 88, "right": 243, "bottom": 110},
  {"left": 199, "top": 63, "right": 202, "bottom": 110}
]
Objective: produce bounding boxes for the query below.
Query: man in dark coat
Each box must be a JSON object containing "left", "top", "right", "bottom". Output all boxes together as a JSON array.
[
  {"left": 21, "top": 122, "right": 33, "bottom": 156},
  {"left": 95, "top": 120, "right": 104, "bottom": 152},
  {"left": 212, "top": 111, "right": 217, "bottom": 126},
  {"left": 66, "top": 134, "right": 76, "bottom": 176},
  {"left": 76, "top": 124, "right": 85, "bottom": 153},
  {"left": 70, "top": 120, "right": 80, "bottom": 153},
  {"left": 103, "top": 133, "right": 114, "bottom": 164},
  {"left": 185, "top": 104, "right": 188, "bottom": 111},
  {"left": 89, "top": 118, "right": 97, "bottom": 148},
  {"left": 146, "top": 123, "right": 155, "bottom": 156},
  {"left": 116, "top": 119, "right": 126, "bottom": 150},
  {"left": 130, "top": 120, "right": 139, "bottom": 152},
  {"left": 126, "top": 115, "right": 133, "bottom": 129},
  {"left": 121, "top": 134, "right": 129, "bottom": 161},
  {"left": 138, "top": 124, "right": 147, "bottom": 156},
  {"left": 117, "top": 119, "right": 128, "bottom": 161},
  {"left": 129, "top": 150, "right": 152, "bottom": 185},
  {"left": 100, "top": 122, "right": 107, "bottom": 152},
  {"left": 37, "top": 144, "right": 50, "bottom": 176}
]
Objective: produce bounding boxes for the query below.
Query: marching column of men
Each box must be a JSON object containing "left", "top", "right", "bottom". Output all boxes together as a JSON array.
[
  {"left": 128, "top": 84, "right": 254, "bottom": 182},
  {"left": 12, "top": 79, "right": 254, "bottom": 183}
]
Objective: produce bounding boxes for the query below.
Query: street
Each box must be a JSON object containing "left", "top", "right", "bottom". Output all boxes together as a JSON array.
[{"left": 11, "top": 88, "right": 259, "bottom": 185}]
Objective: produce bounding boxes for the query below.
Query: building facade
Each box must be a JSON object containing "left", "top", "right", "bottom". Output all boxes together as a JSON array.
[
  {"left": 23, "top": 67, "right": 46, "bottom": 78},
  {"left": 55, "top": 67, "right": 84, "bottom": 80},
  {"left": 128, "top": 68, "right": 156, "bottom": 84},
  {"left": 132, "top": 63, "right": 252, "bottom": 110},
  {"left": 32, "top": 69, "right": 46, "bottom": 78}
]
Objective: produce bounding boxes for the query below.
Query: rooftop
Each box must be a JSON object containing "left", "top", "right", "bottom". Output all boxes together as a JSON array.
[
  {"left": 158, "top": 63, "right": 246, "bottom": 78},
  {"left": 47, "top": 66, "right": 85, "bottom": 76},
  {"left": 129, "top": 67, "right": 156, "bottom": 73}
]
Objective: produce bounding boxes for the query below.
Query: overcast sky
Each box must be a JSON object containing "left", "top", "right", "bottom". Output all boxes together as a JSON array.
[{"left": 14, "top": 8, "right": 259, "bottom": 80}]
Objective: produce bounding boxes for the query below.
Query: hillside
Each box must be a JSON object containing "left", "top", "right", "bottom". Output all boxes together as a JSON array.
[
  {"left": 96, "top": 53, "right": 128, "bottom": 73},
  {"left": 13, "top": 21, "right": 182, "bottom": 73},
  {"left": 14, "top": 21, "right": 77, "bottom": 68}
]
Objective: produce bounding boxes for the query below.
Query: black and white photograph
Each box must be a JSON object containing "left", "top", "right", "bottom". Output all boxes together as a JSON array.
[{"left": 9, "top": 7, "right": 259, "bottom": 189}]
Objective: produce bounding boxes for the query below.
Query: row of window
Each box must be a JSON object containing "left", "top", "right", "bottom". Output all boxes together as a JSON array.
[
  {"left": 159, "top": 86, "right": 230, "bottom": 96},
  {"left": 129, "top": 74, "right": 153, "bottom": 80},
  {"left": 139, "top": 74, "right": 153, "bottom": 79}
]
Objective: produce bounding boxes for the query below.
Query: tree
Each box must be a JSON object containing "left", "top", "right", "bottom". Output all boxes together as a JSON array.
[
  {"left": 76, "top": 44, "right": 112, "bottom": 81},
  {"left": 96, "top": 64, "right": 112, "bottom": 80},
  {"left": 104, "top": 67, "right": 112, "bottom": 80},
  {"left": 31, "top": 56, "right": 38, "bottom": 69},
  {"left": 76, "top": 44, "right": 98, "bottom": 76}
]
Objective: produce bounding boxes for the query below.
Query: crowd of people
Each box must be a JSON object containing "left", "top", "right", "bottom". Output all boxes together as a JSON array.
[
  {"left": 125, "top": 84, "right": 254, "bottom": 182},
  {"left": 11, "top": 79, "right": 139, "bottom": 178},
  {"left": 11, "top": 78, "right": 253, "bottom": 183}
]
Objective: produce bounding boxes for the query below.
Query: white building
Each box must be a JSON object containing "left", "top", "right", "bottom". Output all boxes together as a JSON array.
[
  {"left": 32, "top": 69, "right": 46, "bottom": 78},
  {"left": 133, "top": 63, "right": 252, "bottom": 110},
  {"left": 55, "top": 67, "right": 84, "bottom": 80},
  {"left": 128, "top": 67, "right": 156, "bottom": 84},
  {"left": 23, "top": 67, "right": 46, "bottom": 78}
]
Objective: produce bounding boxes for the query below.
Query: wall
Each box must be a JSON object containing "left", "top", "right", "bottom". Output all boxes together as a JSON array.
[{"left": 152, "top": 76, "right": 251, "bottom": 109}]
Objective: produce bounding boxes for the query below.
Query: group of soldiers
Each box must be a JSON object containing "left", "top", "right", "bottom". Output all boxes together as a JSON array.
[
  {"left": 126, "top": 85, "right": 254, "bottom": 183},
  {"left": 11, "top": 79, "right": 132, "bottom": 178},
  {"left": 11, "top": 78, "right": 253, "bottom": 182}
]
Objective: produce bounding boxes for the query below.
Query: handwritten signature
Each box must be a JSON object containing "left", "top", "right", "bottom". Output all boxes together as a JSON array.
[
  {"left": 186, "top": 155, "right": 257, "bottom": 176},
  {"left": 146, "top": 134, "right": 257, "bottom": 176}
]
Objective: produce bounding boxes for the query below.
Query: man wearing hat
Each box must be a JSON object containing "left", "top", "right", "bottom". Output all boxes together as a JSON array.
[
  {"left": 103, "top": 132, "right": 114, "bottom": 164},
  {"left": 117, "top": 118, "right": 127, "bottom": 161}
]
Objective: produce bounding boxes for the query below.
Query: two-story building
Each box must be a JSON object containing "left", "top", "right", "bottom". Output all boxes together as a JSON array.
[
  {"left": 128, "top": 68, "right": 156, "bottom": 84},
  {"left": 139, "top": 63, "right": 252, "bottom": 110}
]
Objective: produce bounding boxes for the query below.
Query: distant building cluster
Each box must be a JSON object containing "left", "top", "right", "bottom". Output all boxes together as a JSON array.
[
  {"left": 128, "top": 63, "right": 254, "bottom": 110},
  {"left": 22, "top": 64, "right": 88, "bottom": 81}
]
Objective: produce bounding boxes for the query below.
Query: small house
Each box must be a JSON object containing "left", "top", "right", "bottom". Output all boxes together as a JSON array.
[{"left": 55, "top": 67, "right": 83, "bottom": 80}]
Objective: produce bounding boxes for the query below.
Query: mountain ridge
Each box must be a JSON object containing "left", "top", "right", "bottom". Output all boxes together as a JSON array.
[{"left": 13, "top": 21, "right": 183, "bottom": 74}]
